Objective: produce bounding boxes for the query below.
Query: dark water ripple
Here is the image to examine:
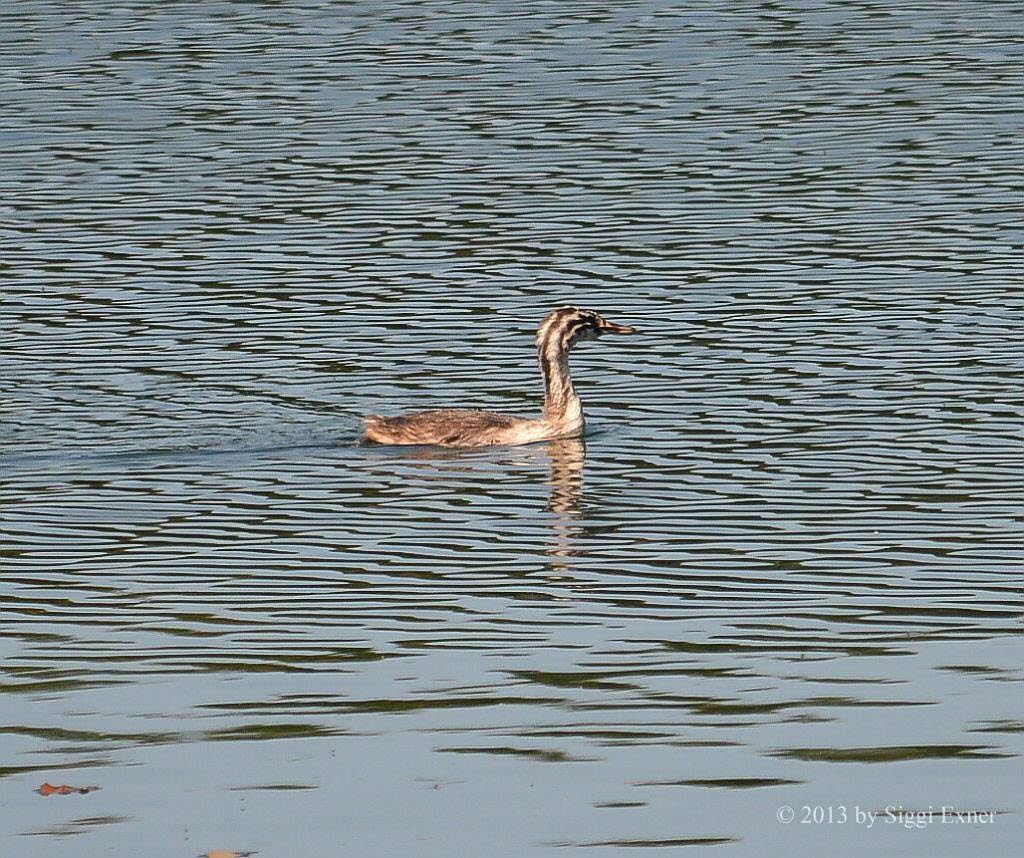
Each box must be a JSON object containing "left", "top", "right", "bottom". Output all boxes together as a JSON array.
[{"left": 2, "top": 1, "right": 1022, "bottom": 856}]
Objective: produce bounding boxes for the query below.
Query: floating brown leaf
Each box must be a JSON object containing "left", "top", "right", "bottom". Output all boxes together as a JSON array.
[{"left": 36, "top": 782, "right": 100, "bottom": 796}]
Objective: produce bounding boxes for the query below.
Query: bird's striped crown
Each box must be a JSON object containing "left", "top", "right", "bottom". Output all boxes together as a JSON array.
[{"left": 536, "top": 307, "right": 637, "bottom": 353}]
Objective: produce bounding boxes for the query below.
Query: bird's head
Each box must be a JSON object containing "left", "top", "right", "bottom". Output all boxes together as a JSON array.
[{"left": 536, "top": 306, "right": 637, "bottom": 352}]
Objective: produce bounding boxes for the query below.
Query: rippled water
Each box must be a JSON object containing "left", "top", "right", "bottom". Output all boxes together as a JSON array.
[{"left": 2, "top": 1, "right": 1022, "bottom": 856}]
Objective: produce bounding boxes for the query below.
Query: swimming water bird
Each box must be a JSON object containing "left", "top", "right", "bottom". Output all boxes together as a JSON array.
[{"left": 363, "top": 307, "right": 637, "bottom": 447}]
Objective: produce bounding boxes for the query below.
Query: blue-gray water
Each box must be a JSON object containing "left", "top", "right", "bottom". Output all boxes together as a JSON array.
[{"left": 2, "top": 1, "right": 1022, "bottom": 856}]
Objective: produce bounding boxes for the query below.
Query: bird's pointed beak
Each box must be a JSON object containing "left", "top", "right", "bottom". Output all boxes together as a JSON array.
[{"left": 598, "top": 319, "right": 638, "bottom": 334}]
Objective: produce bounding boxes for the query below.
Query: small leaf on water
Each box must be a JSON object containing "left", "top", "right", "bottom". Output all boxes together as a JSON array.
[
  {"left": 202, "top": 851, "right": 258, "bottom": 858},
  {"left": 36, "top": 782, "right": 100, "bottom": 796}
]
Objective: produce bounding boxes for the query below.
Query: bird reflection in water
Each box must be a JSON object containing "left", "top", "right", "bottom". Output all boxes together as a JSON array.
[
  {"left": 546, "top": 437, "right": 585, "bottom": 515},
  {"left": 361, "top": 437, "right": 588, "bottom": 577},
  {"left": 544, "top": 437, "right": 586, "bottom": 576}
]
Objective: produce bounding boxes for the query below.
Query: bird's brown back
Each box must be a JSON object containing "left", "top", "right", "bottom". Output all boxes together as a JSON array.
[{"left": 364, "top": 409, "right": 528, "bottom": 447}]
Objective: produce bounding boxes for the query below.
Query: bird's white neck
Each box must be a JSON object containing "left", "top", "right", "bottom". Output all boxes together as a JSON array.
[{"left": 539, "top": 340, "right": 583, "bottom": 432}]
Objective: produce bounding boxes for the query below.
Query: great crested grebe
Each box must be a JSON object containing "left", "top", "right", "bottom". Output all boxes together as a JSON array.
[{"left": 363, "top": 307, "right": 637, "bottom": 447}]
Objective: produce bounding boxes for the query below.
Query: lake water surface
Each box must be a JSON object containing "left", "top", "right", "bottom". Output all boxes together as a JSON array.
[{"left": 2, "top": 1, "right": 1022, "bottom": 856}]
